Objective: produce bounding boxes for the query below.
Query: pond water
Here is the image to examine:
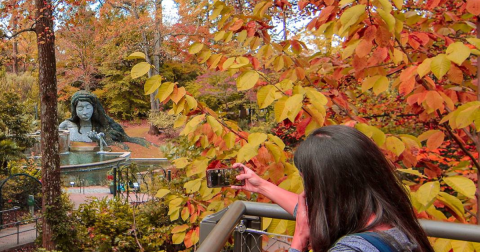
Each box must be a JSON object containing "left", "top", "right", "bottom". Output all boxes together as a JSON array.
[{"left": 60, "top": 152, "right": 119, "bottom": 166}]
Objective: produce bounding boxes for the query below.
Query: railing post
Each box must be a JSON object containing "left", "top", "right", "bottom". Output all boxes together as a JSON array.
[{"left": 233, "top": 216, "right": 261, "bottom": 252}]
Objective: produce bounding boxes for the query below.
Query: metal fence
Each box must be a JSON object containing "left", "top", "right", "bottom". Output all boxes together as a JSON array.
[
  {"left": 0, "top": 206, "right": 40, "bottom": 245},
  {"left": 199, "top": 201, "right": 480, "bottom": 252}
]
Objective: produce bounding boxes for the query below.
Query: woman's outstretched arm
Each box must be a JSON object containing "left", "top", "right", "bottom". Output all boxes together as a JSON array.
[{"left": 231, "top": 163, "right": 299, "bottom": 215}]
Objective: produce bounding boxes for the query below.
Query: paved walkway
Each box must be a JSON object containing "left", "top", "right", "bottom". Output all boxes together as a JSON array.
[{"left": 0, "top": 186, "right": 152, "bottom": 251}]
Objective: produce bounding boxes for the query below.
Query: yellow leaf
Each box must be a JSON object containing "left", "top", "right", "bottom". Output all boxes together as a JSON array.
[
  {"left": 155, "top": 189, "right": 171, "bottom": 198},
  {"left": 342, "top": 40, "right": 361, "bottom": 59},
  {"left": 209, "top": 4, "right": 223, "bottom": 20},
  {"left": 305, "top": 87, "right": 328, "bottom": 105},
  {"left": 426, "top": 205, "right": 447, "bottom": 221},
  {"left": 446, "top": 42, "right": 470, "bottom": 66},
  {"left": 392, "top": 0, "right": 403, "bottom": 9},
  {"left": 434, "top": 239, "right": 452, "bottom": 252},
  {"left": 443, "top": 176, "right": 476, "bottom": 199},
  {"left": 131, "top": 62, "right": 151, "bottom": 79},
  {"left": 207, "top": 116, "right": 223, "bottom": 135},
  {"left": 455, "top": 103, "right": 480, "bottom": 128},
  {"left": 265, "top": 142, "right": 283, "bottom": 162},
  {"left": 257, "top": 85, "right": 277, "bottom": 109},
  {"left": 174, "top": 157, "right": 189, "bottom": 169},
  {"left": 466, "top": 37, "right": 480, "bottom": 50},
  {"left": 174, "top": 115, "right": 186, "bottom": 128},
  {"left": 377, "top": 9, "right": 395, "bottom": 32},
  {"left": 377, "top": 0, "right": 392, "bottom": 12},
  {"left": 392, "top": 49, "right": 404, "bottom": 64},
  {"left": 223, "top": 57, "right": 235, "bottom": 69},
  {"left": 155, "top": 82, "right": 175, "bottom": 102},
  {"left": 184, "top": 178, "right": 202, "bottom": 193},
  {"left": 262, "top": 217, "right": 273, "bottom": 230},
  {"left": 399, "top": 134, "right": 421, "bottom": 149},
  {"left": 339, "top": 0, "right": 355, "bottom": 7},
  {"left": 237, "top": 30, "right": 247, "bottom": 43},
  {"left": 417, "top": 58, "right": 431, "bottom": 78},
  {"left": 172, "top": 232, "right": 186, "bottom": 244},
  {"left": 180, "top": 114, "right": 205, "bottom": 136},
  {"left": 144, "top": 75, "right": 162, "bottom": 95},
  {"left": 248, "top": 132, "right": 268, "bottom": 146},
  {"left": 237, "top": 70, "right": 259, "bottom": 91},
  {"left": 362, "top": 75, "right": 380, "bottom": 92},
  {"left": 172, "top": 224, "right": 189, "bottom": 233},
  {"left": 208, "top": 54, "right": 223, "bottom": 69},
  {"left": 285, "top": 94, "right": 304, "bottom": 121},
  {"left": 230, "top": 56, "right": 250, "bottom": 69},
  {"left": 437, "top": 192, "right": 465, "bottom": 222},
  {"left": 187, "top": 158, "right": 209, "bottom": 177},
  {"left": 126, "top": 52, "right": 146, "bottom": 60},
  {"left": 189, "top": 42, "right": 204, "bottom": 54},
  {"left": 267, "top": 219, "right": 287, "bottom": 234},
  {"left": 214, "top": 31, "right": 225, "bottom": 42},
  {"left": 198, "top": 49, "right": 212, "bottom": 64},
  {"left": 268, "top": 134, "right": 286, "bottom": 150},
  {"left": 451, "top": 241, "right": 473, "bottom": 252},
  {"left": 416, "top": 181, "right": 440, "bottom": 207},
  {"left": 340, "top": 5, "right": 366, "bottom": 31},
  {"left": 372, "top": 76, "right": 389, "bottom": 95},
  {"left": 273, "top": 56, "right": 285, "bottom": 71},
  {"left": 274, "top": 96, "right": 289, "bottom": 122},
  {"left": 431, "top": 54, "right": 451, "bottom": 79},
  {"left": 355, "top": 123, "right": 386, "bottom": 146},
  {"left": 236, "top": 143, "right": 259, "bottom": 163},
  {"left": 181, "top": 207, "right": 190, "bottom": 221},
  {"left": 185, "top": 95, "right": 198, "bottom": 111},
  {"left": 224, "top": 132, "right": 236, "bottom": 149},
  {"left": 276, "top": 79, "right": 293, "bottom": 92},
  {"left": 385, "top": 136, "right": 405, "bottom": 156}
]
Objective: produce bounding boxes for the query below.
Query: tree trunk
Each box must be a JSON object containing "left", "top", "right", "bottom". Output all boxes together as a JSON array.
[
  {"left": 35, "top": 0, "right": 61, "bottom": 248},
  {"left": 148, "top": 0, "right": 163, "bottom": 135},
  {"left": 12, "top": 16, "right": 18, "bottom": 75}
]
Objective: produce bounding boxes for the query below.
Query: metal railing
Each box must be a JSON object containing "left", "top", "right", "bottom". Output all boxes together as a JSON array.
[
  {"left": 198, "top": 201, "right": 480, "bottom": 252},
  {"left": 0, "top": 206, "right": 40, "bottom": 245}
]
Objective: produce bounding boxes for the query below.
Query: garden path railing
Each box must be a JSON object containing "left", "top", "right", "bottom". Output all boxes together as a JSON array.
[{"left": 199, "top": 201, "right": 480, "bottom": 252}]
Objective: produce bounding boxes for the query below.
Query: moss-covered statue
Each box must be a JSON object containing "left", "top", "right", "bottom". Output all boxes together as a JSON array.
[{"left": 59, "top": 90, "right": 147, "bottom": 147}]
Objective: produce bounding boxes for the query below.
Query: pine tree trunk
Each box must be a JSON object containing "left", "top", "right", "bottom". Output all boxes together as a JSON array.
[{"left": 35, "top": 0, "right": 61, "bottom": 248}]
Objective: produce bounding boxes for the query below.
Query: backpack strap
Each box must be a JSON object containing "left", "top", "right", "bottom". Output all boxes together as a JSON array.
[{"left": 354, "top": 232, "right": 398, "bottom": 252}]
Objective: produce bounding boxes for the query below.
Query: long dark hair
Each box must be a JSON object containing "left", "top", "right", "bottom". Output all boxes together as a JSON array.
[{"left": 293, "top": 125, "right": 433, "bottom": 252}]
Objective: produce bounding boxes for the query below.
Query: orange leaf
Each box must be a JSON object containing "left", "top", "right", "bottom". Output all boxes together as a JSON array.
[
  {"left": 229, "top": 19, "right": 244, "bottom": 31},
  {"left": 426, "top": 131, "right": 444, "bottom": 150},
  {"left": 184, "top": 229, "right": 194, "bottom": 248},
  {"left": 467, "top": 0, "right": 480, "bottom": 15},
  {"left": 425, "top": 91, "right": 444, "bottom": 111},
  {"left": 399, "top": 77, "right": 415, "bottom": 95},
  {"left": 355, "top": 39, "right": 372, "bottom": 58},
  {"left": 171, "top": 87, "right": 186, "bottom": 104}
]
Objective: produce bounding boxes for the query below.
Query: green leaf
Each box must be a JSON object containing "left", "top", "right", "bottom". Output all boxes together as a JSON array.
[
  {"left": 155, "top": 189, "right": 171, "bottom": 198},
  {"left": 126, "top": 52, "right": 146, "bottom": 60},
  {"left": 237, "top": 70, "right": 259, "bottom": 91},
  {"left": 189, "top": 42, "right": 204, "bottom": 54},
  {"left": 446, "top": 42, "right": 471, "bottom": 66},
  {"left": 155, "top": 82, "right": 175, "bottom": 102},
  {"left": 184, "top": 178, "right": 202, "bottom": 193},
  {"left": 131, "top": 62, "right": 151, "bottom": 79},
  {"left": 443, "top": 176, "right": 476, "bottom": 199},
  {"left": 416, "top": 181, "right": 440, "bottom": 207},
  {"left": 430, "top": 54, "right": 451, "bottom": 79},
  {"left": 144, "top": 75, "right": 162, "bottom": 95}
]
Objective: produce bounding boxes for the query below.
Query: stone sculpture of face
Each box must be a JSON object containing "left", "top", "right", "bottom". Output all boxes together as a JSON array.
[{"left": 76, "top": 101, "right": 94, "bottom": 122}]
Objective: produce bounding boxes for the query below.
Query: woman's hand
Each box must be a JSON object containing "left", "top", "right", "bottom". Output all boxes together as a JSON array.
[
  {"left": 290, "top": 192, "right": 310, "bottom": 251},
  {"left": 231, "top": 163, "right": 266, "bottom": 194}
]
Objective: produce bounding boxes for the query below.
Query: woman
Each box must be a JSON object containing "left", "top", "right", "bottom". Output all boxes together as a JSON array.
[
  {"left": 59, "top": 90, "right": 148, "bottom": 147},
  {"left": 233, "top": 125, "right": 433, "bottom": 252}
]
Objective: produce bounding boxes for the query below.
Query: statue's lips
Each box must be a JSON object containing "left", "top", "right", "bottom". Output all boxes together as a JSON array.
[{"left": 79, "top": 116, "right": 90, "bottom": 120}]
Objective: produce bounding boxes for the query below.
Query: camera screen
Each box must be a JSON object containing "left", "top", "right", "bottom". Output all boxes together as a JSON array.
[{"left": 207, "top": 168, "right": 243, "bottom": 188}]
